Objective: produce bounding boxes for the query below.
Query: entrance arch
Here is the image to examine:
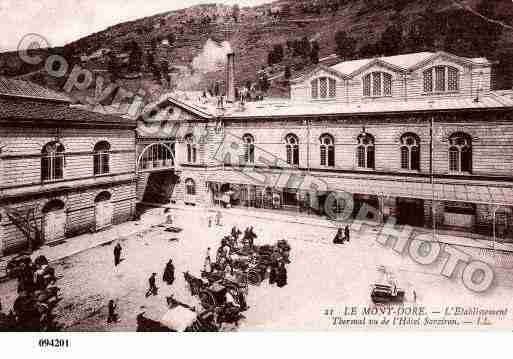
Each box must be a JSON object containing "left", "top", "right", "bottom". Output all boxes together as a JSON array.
[
  {"left": 95, "top": 191, "right": 113, "bottom": 231},
  {"left": 137, "top": 143, "right": 175, "bottom": 172},
  {"left": 42, "top": 199, "right": 66, "bottom": 243}
]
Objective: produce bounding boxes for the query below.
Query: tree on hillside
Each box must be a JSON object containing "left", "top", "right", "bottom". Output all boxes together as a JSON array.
[
  {"left": 493, "top": 49, "right": 513, "bottom": 90},
  {"left": 258, "top": 72, "right": 270, "bottom": 93},
  {"left": 284, "top": 65, "right": 292, "bottom": 80},
  {"left": 334, "top": 30, "right": 356, "bottom": 60},
  {"left": 299, "top": 36, "right": 312, "bottom": 60},
  {"left": 357, "top": 42, "right": 380, "bottom": 58},
  {"left": 377, "top": 24, "right": 403, "bottom": 56},
  {"left": 268, "top": 44, "right": 284, "bottom": 66},
  {"left": 128, "top": 41, "right": 143, "bottom": 72},
  {"left": 311, "top": 40, "right": 320, "bottom": 64},
  {"left": 107, "top": 52, "right": 120, "bottom": 79}
]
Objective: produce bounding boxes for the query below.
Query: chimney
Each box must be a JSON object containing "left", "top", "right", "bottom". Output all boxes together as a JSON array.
[{"left": 226, "top": 52, "right": 235, "bottom": 103}]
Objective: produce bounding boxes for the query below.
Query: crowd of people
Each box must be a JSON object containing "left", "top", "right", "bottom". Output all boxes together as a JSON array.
[{"left": 0, "top": 255, "right": 60, "bottom": 331}]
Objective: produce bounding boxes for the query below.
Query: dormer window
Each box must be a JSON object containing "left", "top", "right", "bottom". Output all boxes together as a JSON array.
[
  {"left": 423, "top": 66, "right": 459, "bottom": 93},
  {"left": 311, "top": 77, "right": 336, "bottom": 99},
  {"left": 363, "top": 72, "right": 392, "bottom": 97}
]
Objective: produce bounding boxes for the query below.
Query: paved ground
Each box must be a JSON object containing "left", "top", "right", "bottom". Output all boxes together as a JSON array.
[{"left": 1, "top": 206, "right": 513, "bottom": 331}]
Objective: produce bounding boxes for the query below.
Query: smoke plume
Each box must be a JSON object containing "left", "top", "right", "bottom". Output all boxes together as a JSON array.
[{"left": 192, "top": 38, "right": 232, "bottom": 73}]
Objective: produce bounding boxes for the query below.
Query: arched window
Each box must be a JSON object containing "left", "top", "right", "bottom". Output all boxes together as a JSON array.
[
  {"left": 363, "top": 72, "right": 392, "bottom": 97},
  {"left": 242, "top": 134, "right": 255, "bottom": 164},
  {"left": 42, "top": 199, "right": 65, "bottom": 213},
  {"left": 94, "top": 191, "right": 112, "bottom": 202},
  {"left": 311, "top": 77, "right": 336, "bottom": 99},
  {"left": 423, "top": 66, "right": 459, "bottom": 93},
  {"left": 448, "top": 132, "right": 472, "bottom": 173},
  {"left": 93, "top": 141, "right": 110, "bottom": 175},
  {"left": 285, "top": 134, "right": 299, "bottom": 166},
  {"left": 185, "top": 134, "right": 197, "bottom": 164},
  {"left": 41, "top": 141, "right": 65, "bottom": 182},
  {"left": 400, "top": 133, "right": 420, "bottom": 171},
  {"left": 320, "top": 134, "right": 335, "bottom": 167},
  {"left": 357, "top": 133, "right": 375, "bottom": 169},
  {"left": 185, "top": 178, "right": 196, "bottom": 196}
]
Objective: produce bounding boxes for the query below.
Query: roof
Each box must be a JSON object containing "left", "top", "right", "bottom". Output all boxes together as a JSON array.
[
  {"left": 0, "top": 77, "right": 71, "bottom": 103},
  {"left": 303, "top": 51, "right": 492, "bottom": 79},
  {"left": 222, "top": 93, "right": 513, "bottom": 119},
  {"left": 0, "top": 97, "right": 134, "bottom": 127},
  {"left": 137, "top": 92, "right": 215, "bottom": 121},
  {"left": 329, "top": 52, "right": 436, "bottom": 75}
]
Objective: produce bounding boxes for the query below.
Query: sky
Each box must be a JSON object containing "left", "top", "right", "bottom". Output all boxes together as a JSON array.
[{"left": 0, "top": 0, "right": 275, "bottom": 51}]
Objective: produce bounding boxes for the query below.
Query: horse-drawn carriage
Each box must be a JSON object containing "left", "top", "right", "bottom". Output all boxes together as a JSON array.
[
  {"left": 231, "top": 241, "right": 291, "bottom": 286},
  {"left": 136, "top": 293, "right": 243, "bottom": 332},
  {"left": 184, "top": 271, "right": 247, "bottom": 311}
]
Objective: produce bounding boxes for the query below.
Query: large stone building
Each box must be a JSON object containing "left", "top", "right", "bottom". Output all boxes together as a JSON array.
[
  {"left": 0, "top": 78, "right": 136, "bottom": 255},
  {"left": 136, "top": 51, "right": 513, "bottom": 242}
]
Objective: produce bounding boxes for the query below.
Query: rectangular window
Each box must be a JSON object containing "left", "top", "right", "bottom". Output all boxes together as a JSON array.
[
  {"left": 449, "top": 149, "right": 459, "bottom": 172},
  {"left": 411, "top": 147, "right": 420, "bottom": 171},
  {"left": 423, "top": 69, "right": 433, "bottom": 93},
  {"left": 319, "top": 77, "right": 328, "bottom": 98},
  {"left": 383, "top": 74, "right": 392, "bottom": 96},
  {"left": 327, "top": 146, "right": 335, "bottom": 167},
  {"left": 329, "top": 78, "right": 336, "bottom": 98},
  {"left": 367, "top": 147, "right": 375, "bottom": 169},
  {"left": 435, "top": 66, "right": 446, "bottom": 92},
  {"left": 311, "top": 79, "right": 318, "bottom": 99},
  {"left": 400, "top": 147, "right": 409, "bottom": 169},
  {"left": 320, "top": 146, "right": 327, "bottom": 166},
  {"left": 363, "top": 75, "right": 371, "bottom": 97},
  {"left": 357, "top": 147, "right": 366, "bottom": 168},
  {"left": 448, "top": 68, "right": 459, "bottom": 91},
  {"left": 372, "top": 72, "right": 381, "bottom": 96}
]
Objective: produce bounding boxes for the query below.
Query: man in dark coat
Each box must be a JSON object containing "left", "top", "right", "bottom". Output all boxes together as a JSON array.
[
  {"left": 163, "top": 259, "right": 175, "bottom": 285},
  {"left": 333, "top": 227, "right": 344, "bottom": 244},
  {"left": 107, "top": 299, "right": 118, "bottom": 323},
  {"left": 113, "top": 243, "right": 122, "bottom": 266},
  {"left": 146, "top": 273, "right": 158, "bottom": 297},
  {"left": 276, "top": 262, "right": 287, "bottom": 288},
  {"left": 344, "top": 225, "right": 350, "bottom": 242}
]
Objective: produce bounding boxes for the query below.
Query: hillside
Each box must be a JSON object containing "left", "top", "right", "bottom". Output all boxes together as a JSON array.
[{"left": 1, "top": 0, "right": 512, "bottom": 105}]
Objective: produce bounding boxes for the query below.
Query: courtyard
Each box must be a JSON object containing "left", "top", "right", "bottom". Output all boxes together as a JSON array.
[{"left": 1, "top": 206, "right": 513, "bottom": 331}]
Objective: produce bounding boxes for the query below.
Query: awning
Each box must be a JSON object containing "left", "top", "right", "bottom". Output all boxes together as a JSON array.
[{"left": 206, "top": 170, "right": 513, "bottom": 206}]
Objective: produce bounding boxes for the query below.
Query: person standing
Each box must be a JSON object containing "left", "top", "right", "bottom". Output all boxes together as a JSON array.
[
  {"left": 333, "top": 227, "right": 344, "bottom": 244},
  {"left": 146, "top": 273, "right": 158, "bottom": 297},
  {"left": 164, "top": 208, "right": 174, "bottom": 227},
  {"left": 204, "top": 247, "right": 212, "bottom": 273},
  {"left": 163, "top": 260, "right": 175, "bottom": 285},
  {"left": 107, "top": 299, "right": 118, "bottom": 323},
  {"left": 113, "top": 243, "right": 122, "bottom": 266},
  {"left": 216, "top": 210, "right": 222, "bottom": 226},
  {"left": 344, "top": 225, "right": 350, "bottom": 242},
  {"left": 276, "top": 262, "right": 287, "bottom": 288}
]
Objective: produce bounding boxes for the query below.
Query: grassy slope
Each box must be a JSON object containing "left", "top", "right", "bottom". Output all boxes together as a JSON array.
[{"left": 1, "top": 0, "right": 511, "bottom": 102}]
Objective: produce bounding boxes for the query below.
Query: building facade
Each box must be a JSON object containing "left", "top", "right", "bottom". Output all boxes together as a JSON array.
[
  {"left": 136, "top": 51, "right": 513, "bottom": 242},
  {"left": 0, "top": 78, "right": 136, "bottom": 255}
]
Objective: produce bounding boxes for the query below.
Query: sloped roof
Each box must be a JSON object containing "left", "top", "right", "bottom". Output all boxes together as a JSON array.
[
  {"left": 223, "top": 93, "right": 513, "bottom": 119},
  {"left": 0, "top": 77, "right": 71, "bottom": 102},
  {"left": 330, "top": 52, "right": 435, "bottom": 75},
  {"left": 316, "top": 51, "right": 491, "bottom": 78},
  {"left": 0, "top": 97, "right": 133, "bottom": 127}
]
